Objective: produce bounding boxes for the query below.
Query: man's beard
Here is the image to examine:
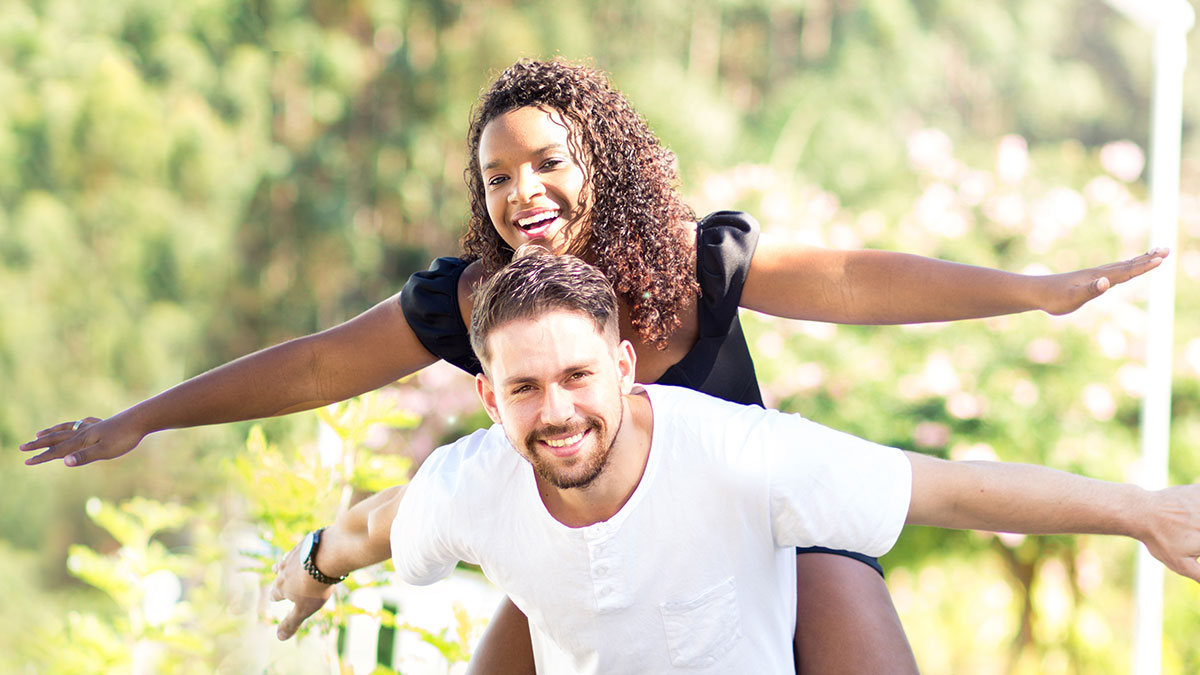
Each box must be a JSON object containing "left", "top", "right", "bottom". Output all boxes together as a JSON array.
[{"left": 522, "top": 408, "right": 622, "bottom": 490}]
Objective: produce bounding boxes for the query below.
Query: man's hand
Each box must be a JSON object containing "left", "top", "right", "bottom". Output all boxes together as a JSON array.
[
  {"left": 1135, "top": 484, "right": 1200, "bottom": 583},
  {"left": 270, "top": 538, "right": 337, "bottom": 641},
  {"left": 267, "top": 486, "right": 403, "bottom": 639},
  {"left": 906, "top": 452, "right": 1200, "bottom": 584}
]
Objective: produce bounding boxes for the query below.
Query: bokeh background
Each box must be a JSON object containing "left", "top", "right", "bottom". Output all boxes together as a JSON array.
[{"left": 4, "top": 0, "right": 1200, "bottom": 672}]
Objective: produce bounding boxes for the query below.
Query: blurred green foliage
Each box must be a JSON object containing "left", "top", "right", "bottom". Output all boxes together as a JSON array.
[
  {"left": 8, "top": 496, "right": 249, "bottom": 673},
  {"left": 5, "top": 0, "right": 1199, "bottom": 672}
]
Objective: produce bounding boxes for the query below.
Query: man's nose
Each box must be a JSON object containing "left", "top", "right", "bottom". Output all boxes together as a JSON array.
[{"left": 539, "top": 384, "right": 574, "bottom": 424}]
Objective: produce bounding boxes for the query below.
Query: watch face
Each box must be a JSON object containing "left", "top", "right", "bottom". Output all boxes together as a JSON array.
[{"left": 299, "top": 531, "right": 315, "bottom": 562}]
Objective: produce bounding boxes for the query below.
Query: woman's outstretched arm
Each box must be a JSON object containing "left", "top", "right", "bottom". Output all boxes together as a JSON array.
[
  {"left": 741, "top": 237, "right": 1167, "bottom": 324},
  {"left": 21, "top": 293, "right": 439, "bottom": 467}
]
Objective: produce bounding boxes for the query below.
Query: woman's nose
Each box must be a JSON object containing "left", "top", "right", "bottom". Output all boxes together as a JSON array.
[{"left": 510, "top": 167, "right": 546, "bottom": 204}]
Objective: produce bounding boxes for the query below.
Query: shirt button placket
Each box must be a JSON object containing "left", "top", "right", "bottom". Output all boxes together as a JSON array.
[{"left": 587, "top": 529, "right": 619, "bottom": 610}]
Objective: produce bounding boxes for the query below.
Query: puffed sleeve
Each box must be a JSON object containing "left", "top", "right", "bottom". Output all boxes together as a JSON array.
[
  {"left": 695, "top": 211, "right": 760, "bottom": 338},
  {"left": 399, "top": 256, "right": 483, "bottom": 376}
]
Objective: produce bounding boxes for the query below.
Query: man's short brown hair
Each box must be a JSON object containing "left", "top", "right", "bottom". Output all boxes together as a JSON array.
[{"left": 470, "top": 250, "right": 619, "bottom": 371}]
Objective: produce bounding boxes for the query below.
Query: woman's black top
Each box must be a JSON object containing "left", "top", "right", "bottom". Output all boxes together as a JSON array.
[{"left": 399, "top": 211, "right": 763, "bottom": 407}]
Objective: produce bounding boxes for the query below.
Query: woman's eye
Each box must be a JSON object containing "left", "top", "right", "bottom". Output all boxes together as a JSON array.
[
  {"left": 487, "top": 175, "right": 508, "bottom": 187},
  {"left": 541, "top": 158, "right": 564, "bottom": 170}
]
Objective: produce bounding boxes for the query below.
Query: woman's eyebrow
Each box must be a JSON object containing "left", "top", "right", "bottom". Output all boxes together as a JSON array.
[{"left": 482, "top": 143, "right": 569, "bottom": 172}]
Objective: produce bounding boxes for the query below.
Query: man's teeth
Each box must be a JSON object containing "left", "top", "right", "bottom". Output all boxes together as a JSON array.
[
  {"left": 544, "top": 430, "right": 585, "bottom": 448},
  {"left": 517, "top": 212, "right": 558, "bottom": 230}
]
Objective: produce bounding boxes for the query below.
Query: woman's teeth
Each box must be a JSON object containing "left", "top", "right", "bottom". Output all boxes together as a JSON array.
[{"left": 517, "top": 212, "right": 558, "bottom": 230}]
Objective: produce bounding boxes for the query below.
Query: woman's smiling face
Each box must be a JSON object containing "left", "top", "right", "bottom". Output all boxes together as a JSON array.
[{"left": 478, "top": 106, "right": 590, "bottom": 254}]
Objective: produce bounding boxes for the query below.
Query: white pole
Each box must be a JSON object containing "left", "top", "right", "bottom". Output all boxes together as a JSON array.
[{"left": 1131, "top": 6, "right": 1192, "bottom": 675}]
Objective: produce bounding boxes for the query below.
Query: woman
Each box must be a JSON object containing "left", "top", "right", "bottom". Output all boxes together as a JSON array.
[{"left": 24, "top": 59, "right": 1165, "bottom": 672}]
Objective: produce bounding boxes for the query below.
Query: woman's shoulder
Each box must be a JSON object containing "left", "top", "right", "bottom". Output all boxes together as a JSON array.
[
  {"left": 457, "top": 259, "right": 486, "bottom": 325},
  {"left": 696, "top": 210, "right": 760, "bottom": 238},
  {"left": 400, "top": 256, "right": 483, "bottom": 376},
  {"left": 692, "top": 211, "right": 761, "bottom": 298},
  {"left": 459, "top": 259, "right": 486, "bottom": 291}
]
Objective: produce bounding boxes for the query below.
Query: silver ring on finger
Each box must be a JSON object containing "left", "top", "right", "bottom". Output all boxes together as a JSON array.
[{"left": 72, "top": 420, "right": 84, "bottom": 431}]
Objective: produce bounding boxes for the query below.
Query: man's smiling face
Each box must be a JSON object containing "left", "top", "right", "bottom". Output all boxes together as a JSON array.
[{"left": 476, "top": 309, "right": 633, "bottom": 490}]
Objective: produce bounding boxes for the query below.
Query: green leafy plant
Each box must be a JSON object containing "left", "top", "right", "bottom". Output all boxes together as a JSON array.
[{"left": 229, "top": 390, "right": 482, "bottom": 671}]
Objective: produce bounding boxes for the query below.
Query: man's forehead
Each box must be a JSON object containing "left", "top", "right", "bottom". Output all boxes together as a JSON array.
[{"left": 486, "top": 310, "right": 611, "bottom": 377}]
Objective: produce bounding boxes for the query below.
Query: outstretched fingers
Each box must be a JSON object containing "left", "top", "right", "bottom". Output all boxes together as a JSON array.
[
  {"left": 20, "top": 417, "right": 103, "bottom": 466},
  {"left": 1043, "top": 248, "right": 1170, "bottom": 316},
  {"left": 1096, "top": 247, "right": 1170, "bottom": 287},
  {"left": 35, "top": 420, "right": 87, "bottom": 438}
]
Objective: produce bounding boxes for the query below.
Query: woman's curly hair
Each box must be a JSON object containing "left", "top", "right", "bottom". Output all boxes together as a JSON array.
[{"left": 460, "top": 58, "right": 698, "bottom": 350}]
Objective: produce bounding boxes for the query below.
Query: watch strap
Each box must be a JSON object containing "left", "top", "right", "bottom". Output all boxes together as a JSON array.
[{"left": 302, "top": 527, "right": 347, "bottom": 585}]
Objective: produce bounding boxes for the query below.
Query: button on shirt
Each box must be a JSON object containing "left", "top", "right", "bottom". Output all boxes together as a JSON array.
[{"left": 392, "top": 384, "right": 911, "bottom": 674}]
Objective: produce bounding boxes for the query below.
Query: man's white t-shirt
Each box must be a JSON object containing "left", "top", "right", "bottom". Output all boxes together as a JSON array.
[{"left": 391, "top": 384, "right": 911, "bottom": 674}]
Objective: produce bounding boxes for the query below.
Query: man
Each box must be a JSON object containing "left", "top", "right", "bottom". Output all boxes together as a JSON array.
[{"left": 271, "top": 251, "right": 1200, "bottom": 673}]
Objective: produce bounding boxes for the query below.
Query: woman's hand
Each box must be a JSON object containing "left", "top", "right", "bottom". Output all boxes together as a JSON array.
[
  {"left": 1034, "top": 248, "right": 1169, "bottom": 316},
  {"left": 20, "top": 414, "right": 147, "bottom": 467}
]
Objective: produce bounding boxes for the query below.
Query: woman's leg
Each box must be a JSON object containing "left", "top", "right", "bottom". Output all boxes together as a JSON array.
[
  {"left": 794, "top": 551, "right": 919, "bottom": 674},
  {"left": 466, "top": 597, "right": 535, "bottom": 675}
]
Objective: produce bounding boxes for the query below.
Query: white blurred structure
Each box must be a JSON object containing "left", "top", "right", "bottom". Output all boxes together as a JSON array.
[
  {"left": 343, "top": 570, "right": 504, "bottom": 675},
  {"left": 1102, "top": 2, "right": 1194, "bottom": 674}
]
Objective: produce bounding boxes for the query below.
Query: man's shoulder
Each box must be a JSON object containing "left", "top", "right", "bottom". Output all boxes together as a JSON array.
[
  {"left": 642, "top": 383, "right": 766, "bottom": 421},
  {"left": 417, "top": 425, "right": 520, "bottom": 492},
  {"left": 641, "top": 384, "right": 777, "bottom": 461}
]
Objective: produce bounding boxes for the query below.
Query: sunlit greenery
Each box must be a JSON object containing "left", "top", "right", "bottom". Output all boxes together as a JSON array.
[{"left": 6, "top": 0, "right": 1199, "bottom": 672}]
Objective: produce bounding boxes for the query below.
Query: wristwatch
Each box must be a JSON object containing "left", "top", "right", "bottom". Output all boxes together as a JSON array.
[{"left": 299, "top": 528, "right": 346, "bottom": 585}]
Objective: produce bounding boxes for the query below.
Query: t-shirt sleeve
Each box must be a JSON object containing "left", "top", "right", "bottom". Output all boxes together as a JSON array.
[
  {"left": 759, "top": 411, "right": 911, "bottom": 557},
  {"left": 695, "top": 211, "right": 760, "bottom": 336},
  {"left": 645, "top": 384, "right": 909, "bottom": 558},
  {"left": 399, "top": 256, "right": 482, "bottom": 376},
  {"left": 390, "top": 441, "right": 473, "bottom": 586}
]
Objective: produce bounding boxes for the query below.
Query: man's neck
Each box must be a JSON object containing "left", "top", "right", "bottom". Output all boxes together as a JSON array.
[{"left": 538, "top": 389, "right": 653, "bottom": 528}]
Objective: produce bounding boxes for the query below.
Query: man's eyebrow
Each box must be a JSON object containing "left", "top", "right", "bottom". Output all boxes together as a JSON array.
[
  {"left": 482, "top": 143, "right": 570, "bottom": 172},
  {"left": 500, "top": 374, "right": 537, "bottom": 388},
  {"left": 500, "top": 362, "right": 592, "bottom": 388}
]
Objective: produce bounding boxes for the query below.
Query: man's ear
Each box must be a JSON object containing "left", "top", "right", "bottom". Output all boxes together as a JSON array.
[
  {"left": 476, "top": 373, "right": 503, "bottom": 425},
  {"left": 617, "top": 339, "right": 637, "bottom": 394}
]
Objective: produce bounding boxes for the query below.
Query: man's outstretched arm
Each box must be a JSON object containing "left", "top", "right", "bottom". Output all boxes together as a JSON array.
[
  {"left": 904, "top": 452, "right": 1200, "bottom": 582},
  {"left": 270, "top": 484, "right": 405, "bottom": 640}
]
